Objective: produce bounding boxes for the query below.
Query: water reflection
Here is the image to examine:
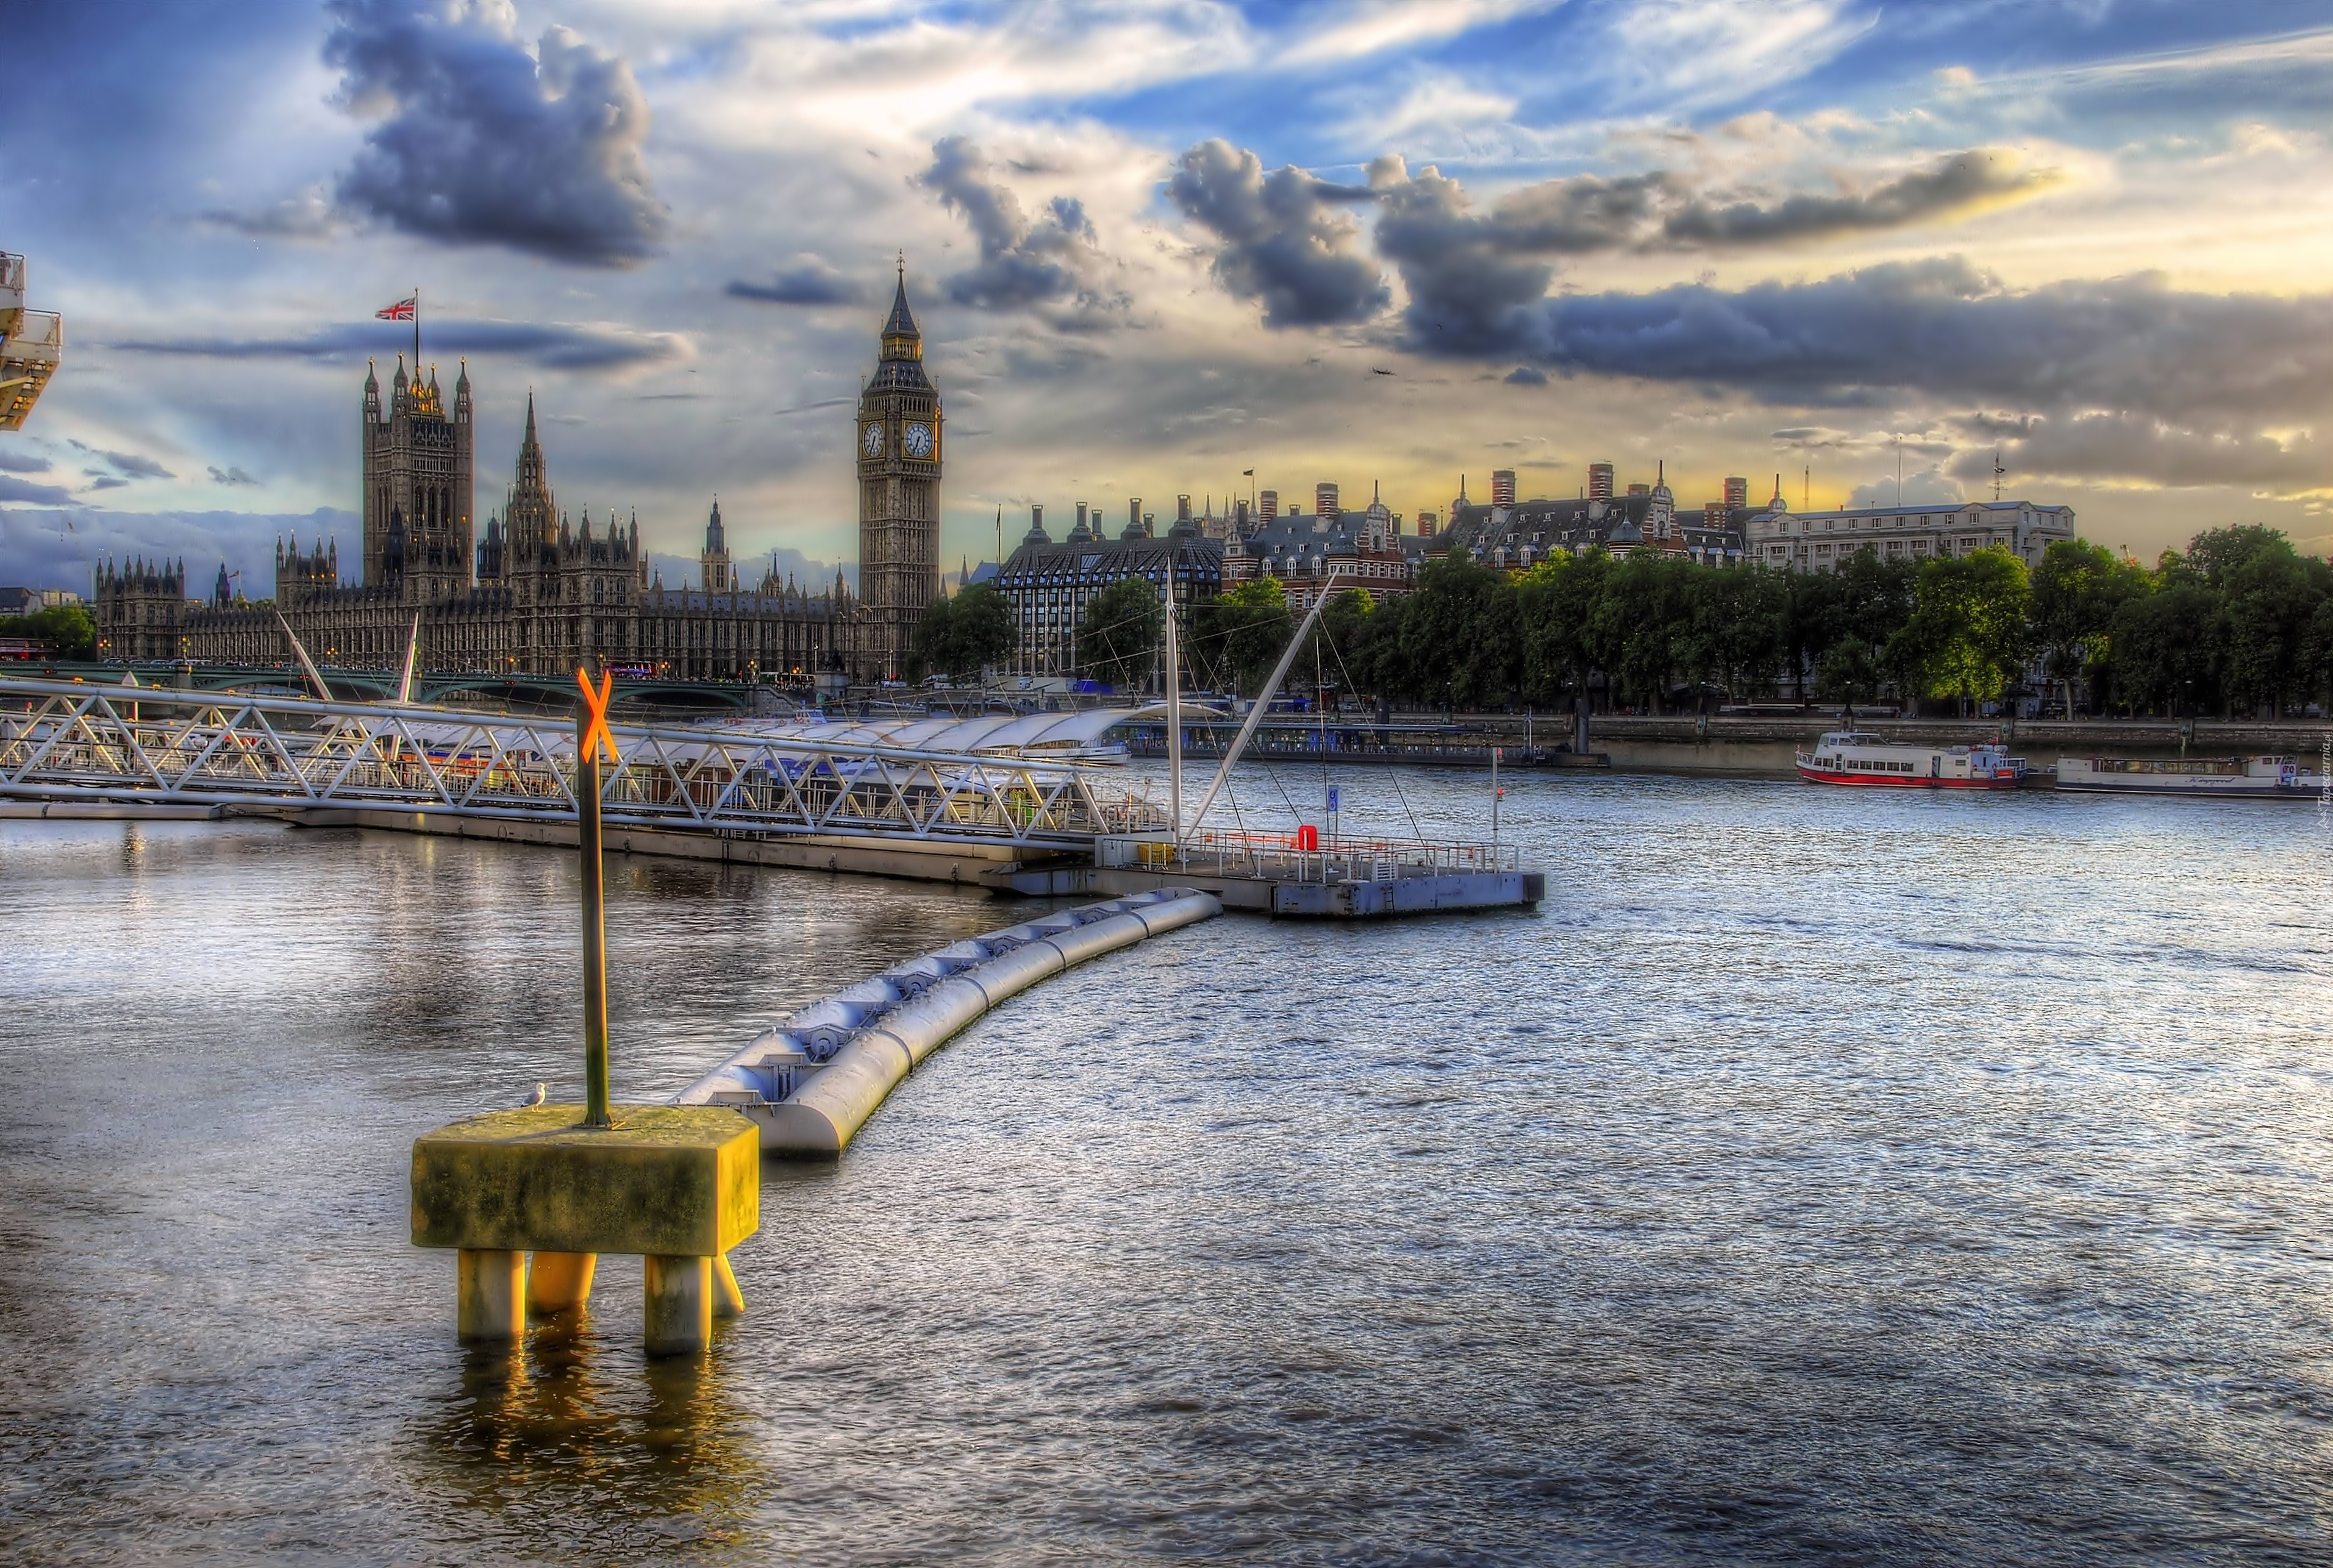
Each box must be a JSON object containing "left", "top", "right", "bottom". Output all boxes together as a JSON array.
[{"left": 415, "top": 1306, "right": 759, "bottom": 1556}]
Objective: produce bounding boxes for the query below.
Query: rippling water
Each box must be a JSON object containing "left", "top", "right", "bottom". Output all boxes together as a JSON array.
[{"left": 4, "top": 767, "right": 2332, "bottom": 1565}]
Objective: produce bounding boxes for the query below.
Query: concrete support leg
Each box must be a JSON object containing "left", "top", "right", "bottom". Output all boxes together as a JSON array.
[
  {"left": 713, "top": 1251, "right": 745, "bottom": 1319},
  {"left": 643, "top": 1254, "right": 712, "bottom": 1356},
  {"left": 456, "top": 1248, "right": 524, "bottom": 1342},
  {"left": 527, "top": 1251, "right": 597, "bottom": 1316}
]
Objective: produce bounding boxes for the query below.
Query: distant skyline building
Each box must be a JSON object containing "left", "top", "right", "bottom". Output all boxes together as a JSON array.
[
  {"left": 1316, "top": 481, "right": 1340, "bottom": 520},
  {"left": 1588, "top": 461, "right": 1615, "bottom": 501},
  {"left": 1724, "top": 476, "right": 1749, "bottom": 511},
  {"left": 1491, "top": 469, "right": 1516, "bottom": 507},
  {"left": 1258, "top": 489, "right": 1279, "bottom": 523}
]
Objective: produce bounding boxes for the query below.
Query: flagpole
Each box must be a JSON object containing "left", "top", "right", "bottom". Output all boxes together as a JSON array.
[{"left": 413, "top": 286, "right": 421, "bottom": 372}]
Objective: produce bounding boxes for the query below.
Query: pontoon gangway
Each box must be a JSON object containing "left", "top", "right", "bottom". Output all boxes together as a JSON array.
[{"left": 0, "top": 675, "right": 1165, "bottom": 849}]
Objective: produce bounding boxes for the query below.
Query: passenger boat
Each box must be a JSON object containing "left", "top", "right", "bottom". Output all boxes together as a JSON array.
[
  {"left": 2055, "top": 755, "right": 2323, "bottom": 798},
  {"left": 1795, "top": 730, "right": 2026, "bottom": 789}
]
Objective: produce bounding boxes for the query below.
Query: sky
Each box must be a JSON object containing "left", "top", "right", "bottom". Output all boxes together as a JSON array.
[{"left": 7, "top": 0, "right": 2333, "bottom": 596}]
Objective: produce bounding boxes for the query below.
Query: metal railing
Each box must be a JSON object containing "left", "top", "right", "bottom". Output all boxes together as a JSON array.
[
  {"left": 0, "top": 675, "right": 1165, "bottom": 848},
  {"left": 1099, "top": 827, "right": 1523, "bottom": 883}
]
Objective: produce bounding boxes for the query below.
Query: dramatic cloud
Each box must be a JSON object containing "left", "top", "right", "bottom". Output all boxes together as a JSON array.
[
  {"left": 1951, "top": 413, "right": 2333, "bottom": 494},
  {"left": 727, "top": 258, "right": 867, "bottom": 307},
  {"left": 70, "top": 441, "right": 176, "bottom": 481},
  {"left": 209, "top": 466, "right": 261, "bottom": 486},
  {"left": 1372, "top": 149, "right": 2057, "bottom": 350},
  {"left": 918, "top": 138, "right": 1123, "bottom": 324},
  {"left": 1166, "top": 140, "right": 1388, "bottom": 328},
  {"left": 1505, "top": 365, "right": 1549, "bottom": 385},
  {"left": 1660, "top": 149, "right": 2063, "bottom": 246},
  {"left": 0, "top": 451, "right": 53, "bottom": 475},
  {"left": 323, "top": 0, "right": 665, "bottom": 266},
  {"left": 0, "top": 476, "right": 79, "bottom": 506},
  {"left": 107, "top": 318, "right": 686, "bottom": 371},
  {"left": 1505, "top": 260, "right": 2333, "bottom": 425}
]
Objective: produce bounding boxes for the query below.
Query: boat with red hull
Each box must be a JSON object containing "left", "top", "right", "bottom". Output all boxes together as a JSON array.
[{"left": 1796, "top": 730, "right": 2026, "bottom": 789}]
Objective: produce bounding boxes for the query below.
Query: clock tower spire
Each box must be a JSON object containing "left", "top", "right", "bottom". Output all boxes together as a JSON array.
[{"left": 856, "top": 257, "right": 941, "bottom": 681}]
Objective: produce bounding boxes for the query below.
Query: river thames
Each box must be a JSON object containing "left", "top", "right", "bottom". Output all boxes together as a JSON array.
[{"left": 2, "top": 767, "right": 2329, "bottom": 1564}]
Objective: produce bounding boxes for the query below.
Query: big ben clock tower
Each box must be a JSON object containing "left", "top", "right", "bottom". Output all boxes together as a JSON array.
[{"left": 856, "top": 261, "right": 942, "bottom": 681}]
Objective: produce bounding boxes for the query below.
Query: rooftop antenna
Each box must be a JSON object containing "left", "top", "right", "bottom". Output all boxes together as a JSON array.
[
  {"left": 1992, "top": 447, "right": 2007, "bottom": 502},
  {"left": 1895, "top": 435, "right": 1903, "bottom": 507},
  {"left": 1803, "top": 466, "right": 1810, "bottom": 511}
]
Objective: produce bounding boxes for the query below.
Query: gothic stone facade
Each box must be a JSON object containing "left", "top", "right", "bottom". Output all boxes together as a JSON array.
[{"left": 90, "top": 296, "right": 940, "bottom": 679}]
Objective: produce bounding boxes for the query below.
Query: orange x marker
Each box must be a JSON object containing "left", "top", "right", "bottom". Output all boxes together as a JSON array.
[{"left": 575, "top": 666, "right": 620, "bottom": 766}]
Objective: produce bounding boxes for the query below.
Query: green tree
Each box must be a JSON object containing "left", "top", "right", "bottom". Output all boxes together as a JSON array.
[
  {"left": 2031, "top": 540, "right": 2128, "bottom": 717},
  {"left": 1196, "top": 577, "right": 1292, "bottom": 696},
  {"left": 2219, "top": 540, "right": 2328, "bottom": 717},
  {"left": 1397, "top": 554, "right": 1520, "bottom": 709},
  {"left": 1589, "top": 552, "right": 1695, "bottom": 710},
  {"left": 2108, "top": 584, "right": 2223, "bottom": 715},
  {"left": 1686, "top": 560, "right": 1790, "bottom": 700},
  {"left": 1783, "top": 567, "right": 1849, "bottom": 702},
  {"left": 0, "top": 603, "right": 96, "bottom": 661},
  {"left": 1889, "top": 546, "right": 2032, "bottom": 711},
  {"left": 1075, "top": 576, "right": 1164, "bottom": 690},
  {"left": 907, "top": 582, "right": 1015, "bottom": 682},
  {"left": 1517, "top": 547, "right": 1612, "bottom": 704}
]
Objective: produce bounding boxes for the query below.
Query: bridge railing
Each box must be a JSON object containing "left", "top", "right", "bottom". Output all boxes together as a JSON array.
[
  {"left": 1098, "top": 828, "right": 1524, "bottom": 882},
  {"left": 0, "top": 675, "right": 1164, "bottom": 847}
]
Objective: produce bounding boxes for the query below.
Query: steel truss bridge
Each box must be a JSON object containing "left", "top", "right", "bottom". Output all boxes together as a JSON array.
[
  {"left": 0, "top": 675, "right": 1163, "bottom": 860},
  {"left": 29, "top": 660, "right": 770, "bottom": 713}
]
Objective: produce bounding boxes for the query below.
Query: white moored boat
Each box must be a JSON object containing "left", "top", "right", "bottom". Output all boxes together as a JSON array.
[
  {"left": 2055, "top": 755, "right": 2321, "bottom": 798},
  {"left": 1796, "top": 730, "right": 2026, "bottom": 789}
]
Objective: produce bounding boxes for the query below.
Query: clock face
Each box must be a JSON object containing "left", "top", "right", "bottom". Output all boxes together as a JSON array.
[
  {"left": 861, "top": 422, "right": 884, "bottom": 458},
  {"left": 903, "top": 421, "right": 934, "bottom": 460}
]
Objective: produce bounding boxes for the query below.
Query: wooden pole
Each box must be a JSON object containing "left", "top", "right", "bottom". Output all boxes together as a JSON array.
[{"left": 575, "top": 668, "right": 615, "bottom": 1127}]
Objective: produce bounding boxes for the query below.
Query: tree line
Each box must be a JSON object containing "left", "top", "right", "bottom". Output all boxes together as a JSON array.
[{"left": 918, "top": 523, "right": 2333, "bottom": 718}]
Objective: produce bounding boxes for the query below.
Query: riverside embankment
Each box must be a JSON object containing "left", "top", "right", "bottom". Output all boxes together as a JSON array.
[{"left": 1140, "top": 711, "right": 2333, "bottom": 777}]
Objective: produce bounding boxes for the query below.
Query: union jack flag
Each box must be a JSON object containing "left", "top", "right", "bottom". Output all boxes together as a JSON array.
[{"left": 375, "top": 298, "right": 416, "bottom": 321}]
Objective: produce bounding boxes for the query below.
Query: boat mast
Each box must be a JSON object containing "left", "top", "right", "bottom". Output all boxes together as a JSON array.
[
  {"left": 1186, "top": 577, "right": 1341, "bottom": 837},
  {"left": 1162, "top": 582, "right": 1182, "bottom": 847}
]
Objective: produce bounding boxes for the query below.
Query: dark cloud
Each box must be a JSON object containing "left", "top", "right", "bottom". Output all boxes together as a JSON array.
[
  {"left": 1374, "top": 151, "right": 2055, "bottom": 352},
  {"left": 324, "top": 0, "right": 665, "bottom": 266},
  {"left": 0, "top": 476, "right": 79, "bottom": 505},
  {"left": 918, "top": 138, "right": 1123, "bottom": 324},
  {"left": 0, "top": 451, "right": 53, "bottom": 475},
  {"left": 107, "top": 318, "right": 684, "bottom": 370},
  {"left": 1509, "top": 260, "right": 2333, "bottom": 427},
  {"left": 1165, "top": 140, "right": 1387, "bottom": 328},
  {"left": 84, "top": 477, "right": 130, "bottom": 491},
  {"left": 209, "top": 465, "right": 261, "bottom": 486},
  {"left": 1662, "top": 150, "right": 2061, "bottom": 246},
  {"left": 1951, "top": 412, "right": 2333, "bottom": 494},
  {"left": 1504, "top": 366, "right": 1549, "bottom": 385},
  {"left": 70, "top": 441, "right": 176, "bottom": 480},
  {"left": 727, "top": 258, "right": 866, "bottom": 306}
]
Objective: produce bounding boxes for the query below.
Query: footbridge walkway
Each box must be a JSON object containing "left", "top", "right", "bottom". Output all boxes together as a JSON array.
[{"left": 0, "top": 674, "right": 1163, "bottom": 882}]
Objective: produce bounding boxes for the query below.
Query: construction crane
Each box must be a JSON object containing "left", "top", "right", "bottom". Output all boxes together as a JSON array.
[{"left": 0, "top": 253, "right": 63, "bottom": 432}]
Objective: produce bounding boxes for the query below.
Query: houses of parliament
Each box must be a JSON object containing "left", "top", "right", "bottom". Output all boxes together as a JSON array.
[{"left": 93, "top": 271, "right": 946, "bottom": 685}]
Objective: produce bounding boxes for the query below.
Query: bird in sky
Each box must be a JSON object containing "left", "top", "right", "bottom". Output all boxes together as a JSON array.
[{"left": 1372, "top": 368, "right": 1395, "bottom": 376}]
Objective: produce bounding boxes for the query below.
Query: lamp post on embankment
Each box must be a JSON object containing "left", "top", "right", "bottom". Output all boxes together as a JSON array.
[{"left": 406, "top": 667, "right": 760, "bottom": 1357}]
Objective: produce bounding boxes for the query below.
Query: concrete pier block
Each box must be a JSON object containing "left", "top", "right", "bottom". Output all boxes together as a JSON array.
[
  {"left": 713, "top": 1252, "right": 745, "bottom": 1319},
  {"left": 643, "top": 1254, "right": 712, "bottom": 1355},
  {"left": 527, "top": 1251, "right": 597, "bottom": 1316},
  {"left": 456, "top": 1249, "right": 524, "bottom": 1342}
]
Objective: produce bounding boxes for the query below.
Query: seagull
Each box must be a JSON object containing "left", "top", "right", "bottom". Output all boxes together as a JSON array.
[
  {"left": 1372, "top": 367, "right": 1394, "bottom": 376},
  {"left": 523, "top": 1082, "right": 546, "bottom": 1108}
]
